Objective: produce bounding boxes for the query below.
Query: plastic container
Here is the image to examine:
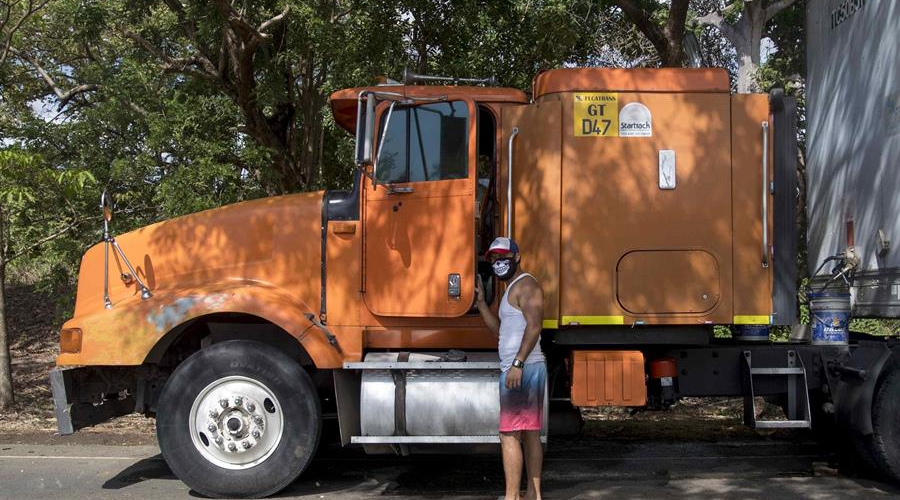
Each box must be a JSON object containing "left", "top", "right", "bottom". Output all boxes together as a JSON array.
[{"left": 809, "top": 291, "right": 851, "bottom": 345}]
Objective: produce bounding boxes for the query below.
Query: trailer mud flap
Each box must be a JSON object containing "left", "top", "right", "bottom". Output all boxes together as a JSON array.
[{"left": 50, "top": 367, "right": 136, "bottom": 435}]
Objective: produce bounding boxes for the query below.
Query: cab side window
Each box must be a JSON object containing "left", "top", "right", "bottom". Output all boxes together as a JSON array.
[{"left": 376, "top": 101, "right": 469, "bottom": 183}]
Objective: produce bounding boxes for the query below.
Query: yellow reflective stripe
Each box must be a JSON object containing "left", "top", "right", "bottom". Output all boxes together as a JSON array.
[
  {"left": 562, "top": 315, "right": 625, "bottom": 325},
  {"left": 733, "top": 315, "right": 771, "bottom": 325},
  {"left": 542, "top": 319, "right": 559, "bottom": 329}
]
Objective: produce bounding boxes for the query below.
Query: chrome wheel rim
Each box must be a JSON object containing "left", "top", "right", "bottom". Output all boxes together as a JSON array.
[{"left": 188, "top": 375, "right": 284, "bottom": 469}]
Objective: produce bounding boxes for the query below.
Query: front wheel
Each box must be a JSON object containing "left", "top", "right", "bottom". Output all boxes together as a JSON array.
[{"left": 157, "top": 340, "right": 321, "bottom": 498}]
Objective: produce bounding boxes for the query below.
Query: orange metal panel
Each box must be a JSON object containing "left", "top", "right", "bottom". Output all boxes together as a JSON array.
[
  {"left": 325, "top": 220, "right": 363, "bottom": 326},
  {"left": 731, "top": 94, "right": 774, "bottom": 323},
  {"left": 363, "top": 192, "right": 474, "bottom": 316},
  {"left": 364, "top": 327, "right": 496, "bottom": 349},
  {"left": 571, "top": 350, "right": 646, "bottom": 406},
  {"left": 534, "top": 68, "right": 730, "bottom": 99},
  {"left": 60, "top": 193, "right": 343, "bottom": 367},
  {"left": 617, "top": 250, "right": 721, "bottom": 314},
  {"left": 501, "top": 101, "right": 563, "bottom": 325},
  {"left": 556, "top": 91, "right": 734, "bottom": 325}
]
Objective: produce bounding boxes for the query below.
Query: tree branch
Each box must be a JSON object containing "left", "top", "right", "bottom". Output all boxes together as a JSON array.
[
  {"left": 258, "top": 5, "right": 289, "bottom": 33},
  {"left": 696, "top": 9, "right": 738, "bottom": 42},
  {"left": 765, "top": 0, "right": 797, "bottom": 21},
  {"left": 7, "top": 217, "right": 84, "bottom": 263},
  {"left": 611, "top": 0, "right": 669, "bottom": 61},
  {"left": 159, "top": 0, "right": 219, "bottom": 75},
  {"left": 9, "top": 47, "right": 100, "bottom": 109},
  {"left": 0, "top": 0, "right": 50, "bottom": 67},
  {"left": 123, "top": 29, "right": 219, "bottom": 81}
]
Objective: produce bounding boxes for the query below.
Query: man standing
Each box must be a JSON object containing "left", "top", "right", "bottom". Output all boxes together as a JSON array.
[{"left": 475, "top": 237, "right": 545, "bottom": 500}]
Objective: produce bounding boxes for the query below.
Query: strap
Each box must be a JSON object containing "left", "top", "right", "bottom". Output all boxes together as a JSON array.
[{"left": 391, "top": 352, "right": 410, "bottom": 436}]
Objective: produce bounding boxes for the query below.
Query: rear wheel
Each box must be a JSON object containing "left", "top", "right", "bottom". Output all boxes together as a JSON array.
[
  {"left": 871, "top": 363, "right": 900, "bottom": 481},
  {"left": 157, "top": 340, "right": 321, "bottom": 498}
]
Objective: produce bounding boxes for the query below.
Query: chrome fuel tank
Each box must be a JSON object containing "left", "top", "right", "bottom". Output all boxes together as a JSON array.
[{"left": 348, "top": 352, "right": 547, "bottom": 453}]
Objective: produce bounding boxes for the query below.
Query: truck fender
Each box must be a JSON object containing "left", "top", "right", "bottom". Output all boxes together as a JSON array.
[
  {"left": 59, "top": 279, "right": 343, "bottom": 369},
  {"left": 142, "top": 282, "right": 344, "bottom": 369}
]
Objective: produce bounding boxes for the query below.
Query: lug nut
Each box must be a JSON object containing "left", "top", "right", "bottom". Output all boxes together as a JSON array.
[
  {"left": 207, "top": 423, "right": 217, "bottom": 433},
  {"left": 242, "top": 440, "right": 251, "bottom": 449},
  {"left": 208, "top": 408, "right": 219, "bottom": 418},
  {"left": 214, "top": 436, "right": 223, "bottom": 445},
  {"left": 246, "top": 403, "right": 255, "bottom": 412},
  {"left": 227, "top": 443, "right": 237, "bottom": 452},
  {"left": 219, "top": 398, "right": 229, "bottom": 408},
  {"left": 253, "top": 415, "right": 263, "bottom": 425},
  {"left": 234, "top": 396, "right": 243, "bottom": 406},
  {"left": 251, "top": 429, "right": 261, "bottom": 439}
]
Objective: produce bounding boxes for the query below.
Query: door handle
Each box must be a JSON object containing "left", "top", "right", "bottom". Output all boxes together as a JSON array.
[
  {"left": 388, "top": 186, "right": 414, "bottom": 194},
  {"left": 761, "top": 121, "right": 769, "bottom": 269},
  {"left": 507, "top": 127, "right": 519, "bottom": 238}
]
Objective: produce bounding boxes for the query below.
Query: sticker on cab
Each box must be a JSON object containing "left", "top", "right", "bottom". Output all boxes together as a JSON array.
[
  {"left": 574, "top": 93, "right": 618, "bottom": 137},
  {"left": 619, "top": 102, "right": 652, "bottom": 137},
  {"left": 573, "top": 93, "right": 653, "bottom": 138}
]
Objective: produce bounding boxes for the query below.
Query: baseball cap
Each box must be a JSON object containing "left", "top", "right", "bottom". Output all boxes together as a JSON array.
[{"left": 486, "top": 237, "right": 519, "bottom": 257}]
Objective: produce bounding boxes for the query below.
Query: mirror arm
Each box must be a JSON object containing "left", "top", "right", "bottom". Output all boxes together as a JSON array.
[
  {"left": 372, "top": 101, "right": 398, "bottom": 189},
  {"left": 99, "top": 190, "right": 153, "bottom": 307}
]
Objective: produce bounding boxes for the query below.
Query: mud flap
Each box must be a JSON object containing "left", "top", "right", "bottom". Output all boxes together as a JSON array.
[{"left": 50, "top": 367, "right": 136, "bottom": 435}]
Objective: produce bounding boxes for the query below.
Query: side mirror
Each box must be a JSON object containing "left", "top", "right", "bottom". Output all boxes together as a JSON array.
[
  {"left": 355, "top": 93, "right": 376, "bottom": 166},
  {"left": 100, "top": 190, "right": 113, "bottom": 223}
]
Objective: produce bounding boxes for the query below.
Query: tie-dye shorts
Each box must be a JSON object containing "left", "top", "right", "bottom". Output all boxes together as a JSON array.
[{"left": 499, "top": 362, "right": 547, "bottom": 432}]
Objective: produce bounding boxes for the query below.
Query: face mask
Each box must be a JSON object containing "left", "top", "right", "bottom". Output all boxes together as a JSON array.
[{"left": 492, "top": 258, "right": 518, "bottom": 281}]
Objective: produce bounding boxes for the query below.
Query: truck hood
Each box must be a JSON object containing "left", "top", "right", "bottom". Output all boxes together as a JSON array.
[{"left": 72, "top": 192, "right": 324, "bottom": 318}]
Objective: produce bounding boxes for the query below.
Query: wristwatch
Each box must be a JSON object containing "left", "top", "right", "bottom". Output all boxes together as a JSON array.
[{"left": 511, "top": 358, "right": 525, "bottom": 369}]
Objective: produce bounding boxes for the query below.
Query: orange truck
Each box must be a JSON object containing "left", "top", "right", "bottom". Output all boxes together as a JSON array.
[{"left": 49, "top": 68, "right": 900, "bottom": 497}]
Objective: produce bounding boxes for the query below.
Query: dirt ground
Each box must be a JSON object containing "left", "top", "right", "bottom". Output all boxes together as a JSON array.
[{"left": 0, "top": 284, "right": 793, "bottom": 446}]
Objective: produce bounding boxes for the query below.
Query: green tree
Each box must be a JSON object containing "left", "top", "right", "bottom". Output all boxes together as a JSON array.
[{"left": 0, "top": 149, "right": 94, "bottom": 408}]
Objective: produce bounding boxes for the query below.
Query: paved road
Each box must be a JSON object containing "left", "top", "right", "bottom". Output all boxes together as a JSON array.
[{"left": 2, "top": 436, "right": 899, "bottom": 499}]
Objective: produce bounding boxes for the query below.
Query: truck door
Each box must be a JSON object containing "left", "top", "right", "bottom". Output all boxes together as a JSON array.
[{"left": 362, "top": 98, "right": 477, "bottom": 317}]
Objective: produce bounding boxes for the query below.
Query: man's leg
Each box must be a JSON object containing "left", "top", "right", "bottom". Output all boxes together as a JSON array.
[
  {"left": 521, "top": 430, "right": 543, "bottom": 500},
  {"left": 500, "top": 431, "right": 523, "bottom": 500}
]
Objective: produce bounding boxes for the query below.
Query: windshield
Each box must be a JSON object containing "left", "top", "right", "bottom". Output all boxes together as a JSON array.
[{"left": 376, "top": 101, "right": 469, "bottom": 183}]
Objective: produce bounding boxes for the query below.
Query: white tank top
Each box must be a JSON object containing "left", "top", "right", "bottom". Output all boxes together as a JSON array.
[{"left": 498, "top": 273, "right": 545, "bottom": 372}]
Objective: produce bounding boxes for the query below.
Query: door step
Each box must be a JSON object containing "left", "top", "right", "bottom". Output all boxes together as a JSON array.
[{"left": 743, "top": 350, "right": 812, "bottom": 429}]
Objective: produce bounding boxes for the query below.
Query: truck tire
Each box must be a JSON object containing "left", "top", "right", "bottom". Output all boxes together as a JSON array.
[
  {"left": 871, "top": 362, "right": 900, "bottom": 481},
  {"left": 157, "top": 340, "right": 321, "bottom": 498}
]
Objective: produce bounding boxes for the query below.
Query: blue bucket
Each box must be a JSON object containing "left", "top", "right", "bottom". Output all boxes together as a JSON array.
[
  {"left": 809, "top": 292, "right": 851, "bottom": 345},
  {"left": 735, "top": 325, "right": 770, "bottom": 342}
]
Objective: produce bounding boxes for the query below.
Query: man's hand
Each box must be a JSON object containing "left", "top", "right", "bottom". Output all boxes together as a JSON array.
[
  {"left": 505, "top": 366, "right": 522, "bottom": 389},
  {"left": 475, "top": 277, "right": 487, "bottom": 306}
]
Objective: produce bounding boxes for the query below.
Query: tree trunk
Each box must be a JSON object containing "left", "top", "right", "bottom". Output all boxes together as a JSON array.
[
  {"left": 0, "top": 210, "right": 13, "bottom": 409},
  {"left": 698, "top": 0, "right": 795, "bottom": 93},
  {"left": 613, "top": 0, "right": 690, "bottom": 68},
  {"left": 735, "top": 1, "right": 766, "bottom": 93}
]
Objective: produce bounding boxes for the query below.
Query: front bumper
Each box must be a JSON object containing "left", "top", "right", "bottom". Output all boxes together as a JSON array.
[{"left": 49, "top": 367, "right": 137, "bottom": 435}]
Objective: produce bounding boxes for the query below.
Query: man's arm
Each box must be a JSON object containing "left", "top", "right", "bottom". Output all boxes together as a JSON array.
[
  {"left": 513, "top": 278, "right": 544, "bottom": 363},
  {"left": 475, "top": 278, "right": 500, "bottom": 335}
]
